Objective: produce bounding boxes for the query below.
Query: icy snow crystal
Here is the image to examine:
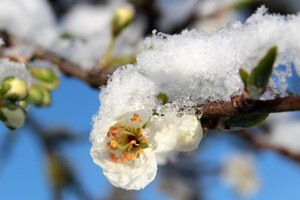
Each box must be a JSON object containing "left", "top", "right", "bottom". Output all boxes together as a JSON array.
[
  {"left": 0, "top": 59, "right": 33, "bottom": 85},
  {"left": 136, "top": 6, "right": 300, "bottom": 103},
  {"left": 95, "top": 6, "right": 300, "bottom": 119}
]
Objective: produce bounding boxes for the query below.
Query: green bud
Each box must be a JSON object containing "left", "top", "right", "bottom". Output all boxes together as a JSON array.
[
  {"left": 156, "top": 93, "right": 169, "bottom": 105},
  {"left": 0, "top": 76, "right": 28, "bottom": 101},
  {"left": 30, "top": 68, "right": 59, "bottom": 90},
  {"left": 27, "top": 85, "right": 51, "bottom": 107},
  {"left": 0, "top": 103, "right": 26, "bottom": 130},
  {"left": 111, "top": 6, "right": 134, "bottom": 37}
]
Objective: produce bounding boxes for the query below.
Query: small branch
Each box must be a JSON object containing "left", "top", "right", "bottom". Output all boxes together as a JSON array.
[
  {"left": 235, "top": 130, "right": 300, "bottom": 162},
  {"left": 0, "top": 31, "right": 114, "bottom": 88},
  {"left": 198, "top": 95, "right": 300, "bottom": 120}
]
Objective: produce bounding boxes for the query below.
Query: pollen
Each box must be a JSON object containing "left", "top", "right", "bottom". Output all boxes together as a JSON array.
[
  {"left": 107, "top": 113, "right": 149, "bottom": 163},
  {"left": 111, "top": 140, "right": 118, "bottom": 148},
  {"left": 110, "top": 153, "right": 118, "bottom": 161},
  {"left": 137, "top": 149, "right": 143, "bottom": 154},
  {"left": 131, "top": 113, "right": 142, "bottom": 122}
]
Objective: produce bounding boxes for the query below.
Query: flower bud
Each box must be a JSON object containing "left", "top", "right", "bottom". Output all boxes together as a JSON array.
[
  {"left": 111, "top": 6, "right": 134, "bottom": 37},
  {"left": 27, "top": 85, "right": 51, "bottom": 107},
  {"left": 175, "top": 114, "right": 203, "bottom": 152},
  {"left": 0, "top": 76, "right": 28, "bottom": 101},
  {"left": 0, "top": 103, "right": 26, "bottom": 130},
  {"left": 30, "top": 68, "right": 59, "bottom": 90}
]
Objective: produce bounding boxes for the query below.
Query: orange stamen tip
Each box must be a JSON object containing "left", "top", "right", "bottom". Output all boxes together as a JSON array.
[
  {"left": 131, "top": 118, "right": 136, "bottom": 121},
  {"left": 132, "top": 154, "right": 136, "bottom": 158},
  {"left": 118, "top": 157, "right": 123, "bottom": 162},
  {"left": 140, "top": 129, "right": 144, "bottom": 134},
  {"left": 138, "top": 149, "right": 143, "bottom": 154},
  {"left": 114, "top": 136, "right": 119, "bottom": 142},
  {"left": 112, "top": 126, "right": 118, "bottom": 130},
  {"left": 129, "top": 140, "right": 136, "bottom": 148},
  {"left": 143, "top": 136, "right": 147, "bottom": 142},
  {"left": 123, "top": 151, "right": 127, "bottom": 156},
  {"left": 110, "top": 153, "right": 117, "bottom": 161},
  {"left": 107, "top": 132, "right": 111, "bottom": 137},
  {"left": 119, "top": 125, "right": 125, "bottom": 128},
  {"left": 106, "top": 142, "right": 111, "bottom": 146},
  {"left": 112, "top": 132, "right": 117, "bottom": 136}
]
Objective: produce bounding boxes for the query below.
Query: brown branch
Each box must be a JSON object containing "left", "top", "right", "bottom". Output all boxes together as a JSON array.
[
  {"left": 198, "top": 95, "right": 300, "bottom": 120},
  {"left": 235, "top": 130, "right": 300, "bottom": 162},
  {"left": 0, "top": 31, "right": 114, "bottom": 88},
  {"left": 1, "top": 31, "right": 300, "bottom": 122}
]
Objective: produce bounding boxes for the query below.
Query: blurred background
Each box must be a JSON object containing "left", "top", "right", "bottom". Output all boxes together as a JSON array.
[{"left": 0, "top": 0, "right": 300, "bottom": 199}]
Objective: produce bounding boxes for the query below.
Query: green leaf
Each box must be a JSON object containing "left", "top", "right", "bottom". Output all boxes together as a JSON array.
[
  {"left": 247, "top": 46, "right": 277, "bottom": 99},
  {"left": 156, "top": 93, "right": 169, "bottom": 105},
  {"left": 225, "top": 113, "right": 269, "bottom": 130},
  {"left": 239, "top": 68, "right": 249, "bottom": 87},
  {"left": 0, "top": 83, "right": 11, "bottom": 96}
]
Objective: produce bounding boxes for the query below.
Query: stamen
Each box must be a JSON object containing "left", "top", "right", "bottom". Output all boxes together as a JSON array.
[
  {"left": 113, "top": 136, "right": 119, "bottom": 142},
  {"left": 143, "top": 136, "right": 147, "bottom": 142},
  {"left": 137, "top": 149, "right": 143, "bottom": 154},
  {"left": 129, "top": 140, "right": 136, "bottom": 148},
  {"left": 110, "top": 153, "right": 118, "bottom": 161},
  {"left": 118, "top": 157, "right": 123, "bottom": 162},
  {"left": 107, "top": 142, "right": 111, "bottom": 146},
  {"left": 107, "top": 132, "right": 111, "bottom": 137}
]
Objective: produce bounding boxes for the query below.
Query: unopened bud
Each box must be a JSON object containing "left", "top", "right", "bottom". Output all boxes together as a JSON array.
[
  {"left": 111, "top": 6, "right": 134, "bottom": 37},
  {"left": 30, "top": 68, "right": 59, "bottom": 90},
  {"left": 0, "top": 103, "right": 26, "bottom": 130},
  {"left": 175, "top": 114, "right": 203, "bottom": 152},
  {"left": 28, "top": 85, "right": 51, "bottom": 107},
  {"left": 0, "top": 76, "right": 28, "bottom": 101}
]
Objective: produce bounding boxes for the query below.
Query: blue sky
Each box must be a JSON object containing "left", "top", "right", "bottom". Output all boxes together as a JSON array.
[{"left": 0, "top": 74, "right": 300, "bottom": 200}]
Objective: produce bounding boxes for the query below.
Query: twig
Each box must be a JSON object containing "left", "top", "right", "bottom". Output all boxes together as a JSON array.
[
  {"left": 235, "top": 129, "right": 300, "bottom": 162},
  {"left": 198, "top": 95, "right": 300, "bottom": 120},
  {"left": 1, "top": 31, "right": 300, "bottom": 121},
  {"left": 0, "top": 31, "right": 115, "bottom": 88}
]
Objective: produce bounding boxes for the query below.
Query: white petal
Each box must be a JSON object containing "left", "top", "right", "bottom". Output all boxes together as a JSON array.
[
  {"left": 147, "top": 114, "right": 178, "bottom": 154},
  {"left": 175, "top": 115, "right": 203, "bottom": 152},
  {"left": 91, "top": 145, "right": 157, "bottom": 190}
]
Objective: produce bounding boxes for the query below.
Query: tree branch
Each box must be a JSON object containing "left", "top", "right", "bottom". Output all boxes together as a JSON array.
[
  {"left": 235, "top": 130, "right": 300, "bottom": 162},
  {"left": 0, "top": 31, "right": 115, "bottom": 88},
  {"left": 1, "top": 31, "right": 300, "bottom": 122},
  {"left": 198, "top": 95, "right": 300, "bottom": 120}
]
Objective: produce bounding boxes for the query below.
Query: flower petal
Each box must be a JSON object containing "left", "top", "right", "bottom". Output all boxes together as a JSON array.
[
  {"left": 91, "top": 145, "right": 157, "bottom": 190},
  {"left": 147, "top": 114, "right": 178, "bottom": 157},
  {"left": 175, "top": 115, "right": 203, "bottom": 152}
]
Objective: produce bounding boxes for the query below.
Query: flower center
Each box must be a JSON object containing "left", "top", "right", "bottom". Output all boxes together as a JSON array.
[{"left": 106, "top": 113, "right": 148, "bottom": 162}]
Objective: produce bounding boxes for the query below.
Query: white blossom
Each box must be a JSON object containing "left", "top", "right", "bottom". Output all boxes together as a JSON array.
[
  {"left": 221, "top": 153, "right": 260, "bottom": 196},
  {"left": 90, "top": 111, "right": 177, "bottom": 190},
  {"left": 175, "top": 114, "right": 203, "bottom": 152}
]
